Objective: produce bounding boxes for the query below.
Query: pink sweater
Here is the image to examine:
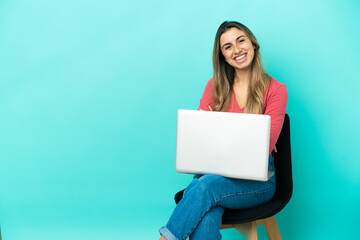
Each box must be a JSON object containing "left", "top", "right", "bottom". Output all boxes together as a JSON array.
[{"left": 198, "top": 77, "right": 288, "bottom": 155}]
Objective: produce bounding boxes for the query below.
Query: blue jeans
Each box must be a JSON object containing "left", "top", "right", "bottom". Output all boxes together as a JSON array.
[{"left": 159, "top": 154, "right": 276, "bottom": 240}]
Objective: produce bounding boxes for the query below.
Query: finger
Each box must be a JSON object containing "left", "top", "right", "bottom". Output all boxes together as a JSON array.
[{"left": 208, "top": 105, "right": 213, "bottom": 111}]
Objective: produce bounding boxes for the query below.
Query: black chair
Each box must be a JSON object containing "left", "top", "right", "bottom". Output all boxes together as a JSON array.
[{"left": 174, "top": 114, "right": 292, "bottom": 239}]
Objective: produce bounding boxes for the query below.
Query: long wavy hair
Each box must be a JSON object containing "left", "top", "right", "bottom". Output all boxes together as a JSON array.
[{"left": 212, "top": 21, "right": 271, "bottom": 114}]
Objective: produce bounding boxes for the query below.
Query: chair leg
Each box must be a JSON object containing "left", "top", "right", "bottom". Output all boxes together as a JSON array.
[
  {"left": 261, "top": 216, "right": 282, "bottom": 240},
  {"left": 234, "top": 221, "right": 258, "bottom": 240},
  {"left": 221, "top": 215, "right": 282, "bottom": 240}
]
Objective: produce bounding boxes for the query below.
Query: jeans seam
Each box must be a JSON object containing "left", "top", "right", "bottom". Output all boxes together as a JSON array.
[{"left": 214, "top": 184, "right": 276, "bottom": 203}]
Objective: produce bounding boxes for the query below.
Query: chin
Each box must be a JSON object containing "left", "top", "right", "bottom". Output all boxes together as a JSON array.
[{"left": 233, "top": 62, "right": 251, "bottom": 71}]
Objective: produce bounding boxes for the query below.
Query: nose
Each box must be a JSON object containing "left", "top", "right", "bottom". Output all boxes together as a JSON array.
[{"left": 234, "top": 45, "right": 242, "bottom": 54}]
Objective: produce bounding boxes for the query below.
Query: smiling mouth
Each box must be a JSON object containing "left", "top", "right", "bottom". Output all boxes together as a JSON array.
[{"left": 234, "top": 54, "right": 246, "bottom": 63}]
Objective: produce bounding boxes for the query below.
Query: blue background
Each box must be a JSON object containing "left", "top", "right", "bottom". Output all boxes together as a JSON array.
[{"left": 1, "top": 0, "right": 359, "bottom": 239}]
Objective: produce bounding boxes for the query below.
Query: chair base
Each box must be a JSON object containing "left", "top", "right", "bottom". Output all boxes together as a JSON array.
[{"left": 220, "top": 216, "right": 282, "bottom": 240}]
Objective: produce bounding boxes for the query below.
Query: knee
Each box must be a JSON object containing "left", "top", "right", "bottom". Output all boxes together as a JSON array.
[
  {"left": 187, "top": 175, "right": 225, "bottom": 199},
  {"left": 184, "top": 175, "right": 227, "bottom": 203},
  {"left": 197, "top": 174, "right": 226, "bottom": 192},
  {"left": 183, "top": 178, "right": 200, "bottom": 197}
]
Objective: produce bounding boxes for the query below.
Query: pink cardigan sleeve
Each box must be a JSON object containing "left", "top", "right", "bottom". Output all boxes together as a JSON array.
[
  {"left": 264, "top": 79, "right": 288, "bottom": 154},
  {"left": 198, "top": 78, "right": 215, "bottom": 111}
]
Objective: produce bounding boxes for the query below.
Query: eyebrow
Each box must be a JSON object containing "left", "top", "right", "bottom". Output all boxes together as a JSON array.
[{"left": 222, "top": 35, "right": 246, "bottom": 49}]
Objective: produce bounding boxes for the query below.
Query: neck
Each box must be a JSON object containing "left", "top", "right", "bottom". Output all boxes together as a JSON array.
[{"left": 234, "top": 68, "right": 251, "bottom": 85}]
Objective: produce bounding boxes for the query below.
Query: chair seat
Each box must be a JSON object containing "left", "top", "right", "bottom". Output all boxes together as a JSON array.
[{"left": 221, "top": 198, "right": 290, "bottom": 224}]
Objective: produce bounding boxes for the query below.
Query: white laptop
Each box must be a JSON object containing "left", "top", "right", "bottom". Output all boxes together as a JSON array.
[{"left": 175, "top": 109, "right": 273, "bottom": 181}]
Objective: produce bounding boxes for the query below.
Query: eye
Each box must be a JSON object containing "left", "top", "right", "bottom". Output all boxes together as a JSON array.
[
  {"left": 225, "top": 45, "right": 231, "bottom": 50},
  {"left": 239, "top": 39, "right": 245, "bottom": 43}
]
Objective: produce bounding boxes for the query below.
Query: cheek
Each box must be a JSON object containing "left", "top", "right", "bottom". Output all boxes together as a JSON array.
[
  {"left": 248, "top": 48, "right": 255, "bottom": 60},
  {"left": 226, "top": 52, "right": 234, "bottom": 60},
  {"left": 221, "top": 51, "right": 231, "bottom": 62}
]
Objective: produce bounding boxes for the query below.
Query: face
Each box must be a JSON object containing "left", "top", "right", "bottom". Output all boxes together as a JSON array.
[{"left": 220, "top": 27, "right": 256, "bottom": 71}]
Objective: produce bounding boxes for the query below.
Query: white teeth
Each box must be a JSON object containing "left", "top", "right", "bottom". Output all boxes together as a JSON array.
[{"left": 235, "top": 54, "right": 246, "bottom": 61}]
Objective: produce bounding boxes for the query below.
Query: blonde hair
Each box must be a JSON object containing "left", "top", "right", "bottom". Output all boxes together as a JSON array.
[{"left": 212, "top": 21, "right": 271, "bottom": 114}]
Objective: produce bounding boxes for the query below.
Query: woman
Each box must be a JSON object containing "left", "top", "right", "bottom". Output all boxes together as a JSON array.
[{"left": 159, "top": 21, "right": 288, "bottom": 240}]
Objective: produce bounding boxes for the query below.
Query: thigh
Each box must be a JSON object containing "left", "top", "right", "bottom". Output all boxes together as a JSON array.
[{"left": 196, "top": 174, "right": 276, "bottom": 210}]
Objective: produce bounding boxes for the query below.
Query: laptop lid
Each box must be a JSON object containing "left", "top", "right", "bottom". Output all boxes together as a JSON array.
[{"left": 175, "top": 109, "right": 272, "bottom": 181}]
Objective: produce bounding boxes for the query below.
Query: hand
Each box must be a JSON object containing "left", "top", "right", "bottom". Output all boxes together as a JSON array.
[{"left": 198, "top": 105, "right": 213, "bottom": 111}]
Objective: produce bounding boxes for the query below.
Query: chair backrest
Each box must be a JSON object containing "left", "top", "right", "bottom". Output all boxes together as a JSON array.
[
  {"left": 175, "top": 113, "right": 293, "bottom": 212},
  {"left": 273, "top": 114, "right": 293, "bottom": 202},
  {"left": 175, "top": 114, "right": 293, "bottom": 225}
]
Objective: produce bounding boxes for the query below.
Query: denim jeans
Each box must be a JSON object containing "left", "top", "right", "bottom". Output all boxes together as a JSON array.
[{"left": 159, "top": 154, "right": 276, "bottom": 240}]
